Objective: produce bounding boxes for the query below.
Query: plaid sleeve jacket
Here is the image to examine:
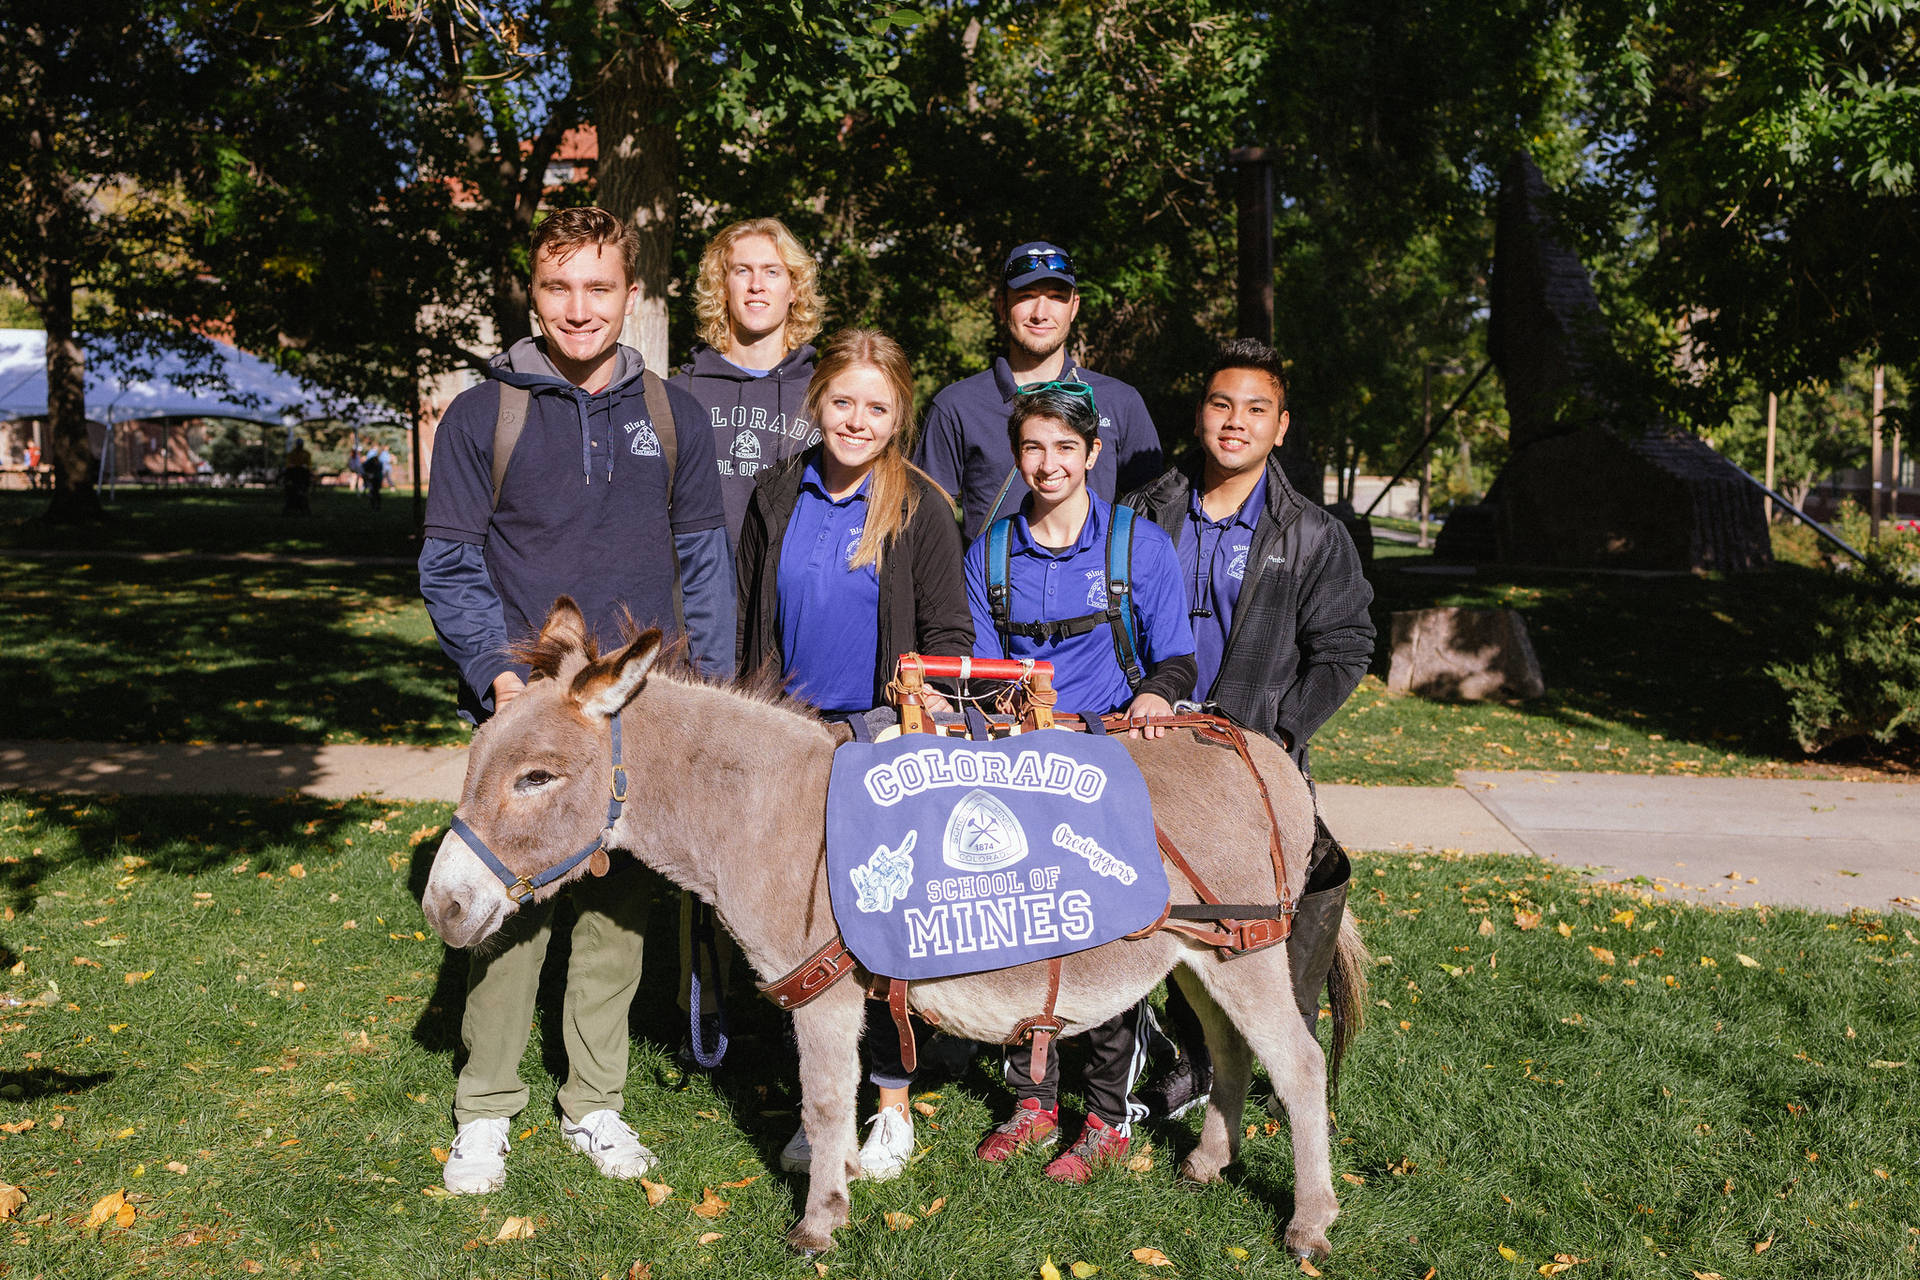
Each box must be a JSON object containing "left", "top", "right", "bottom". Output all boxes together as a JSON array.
[{"left": 1124, "top": 455, "right": 1376, "bottom": 775}]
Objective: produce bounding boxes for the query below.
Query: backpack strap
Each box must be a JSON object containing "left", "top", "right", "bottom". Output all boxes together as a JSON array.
[
  {"left": 984, "top": 515, "right": 1016, "bottom": 657},
  {"left": 1105, "top": 502, "right": 1145, "bottom": 690},
  {"left": 490, "top": 384, "right": 530, "bottom": 511},
  {"left": 982, "top": 466, "right": 1020, "bottom": 531},
  {"left": 641, "top": 370, "right": 677, "bottom": 509}
]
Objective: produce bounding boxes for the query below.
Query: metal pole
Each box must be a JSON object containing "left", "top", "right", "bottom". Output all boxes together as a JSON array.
[
  {"left": 1869, "top": 365, "right": 1885, "bottom": 541},
  {"left": 1418, "top": 363, "right": 1432, "bottom": 547},
  {"left": 1361, "top": 359, "right": 1494, "bottom": 518},
  {"left": 1763, "top": 391, "right": 1777, "bottom": 524}
]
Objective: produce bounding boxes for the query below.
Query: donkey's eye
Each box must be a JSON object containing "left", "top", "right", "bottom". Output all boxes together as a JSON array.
[{"left": 517, "top": 769, "right": 556, "bottom": 790}]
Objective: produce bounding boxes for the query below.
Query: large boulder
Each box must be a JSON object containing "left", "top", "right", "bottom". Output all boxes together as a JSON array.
[{"left": 1388, "top": 607, "right": 1545, "bottom": 701}]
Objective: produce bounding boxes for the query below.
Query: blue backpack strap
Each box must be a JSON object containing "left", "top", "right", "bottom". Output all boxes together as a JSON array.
[
  {"left": 1105, "top": 503, "right": 1145, "bottom": 690},
  {"left": 984, "top": 515, "right": 1016, "bottom": 657}
]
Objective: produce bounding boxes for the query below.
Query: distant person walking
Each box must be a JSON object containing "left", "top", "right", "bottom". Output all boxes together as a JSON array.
[
  {"left": 672, "top": 217, "right": 824, "bottom": 543},
  {"left": 361, "top": 445, "right": 385, "bottom": 509},
  {"left": 915, "top": 241, "right": 1163, "bottom": 540},
  {"left": 282, "top": 438, "right": 313, "bottom": 515}
]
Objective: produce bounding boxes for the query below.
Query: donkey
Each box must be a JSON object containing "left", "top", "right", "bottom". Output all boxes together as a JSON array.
[{"left": 421, "top": 601, "right": 1368, "bottom": 1260}]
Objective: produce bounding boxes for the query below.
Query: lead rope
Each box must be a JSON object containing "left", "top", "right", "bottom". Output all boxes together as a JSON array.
[{"left": 685, "top": 903, "right": 730, "bottom": 1069}]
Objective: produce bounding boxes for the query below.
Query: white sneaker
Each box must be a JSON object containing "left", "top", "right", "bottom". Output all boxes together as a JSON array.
[
  {"left": 443, "top": 1116, "right": 511, "bottom": 1195},
  {"left": 562, "top": 1109, "right": 658, "bottom": 1180},
  {"left": 779, "top": 1123, "right": 813, "bottom": 1174},
  {"left": 856, "top": 1104, "right": 914, "bottom": 1181}
]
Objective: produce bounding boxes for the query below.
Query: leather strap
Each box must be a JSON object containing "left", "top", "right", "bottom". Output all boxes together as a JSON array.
[
  {"left": 757, "top": 934, "right": 859, "bottom": 1011},
  {"left": 886, "top": 978, "right": 917, "bottom": 1074},
  {"left": 1006, "top": 956, "right": 1065, "bottom": 1086}
]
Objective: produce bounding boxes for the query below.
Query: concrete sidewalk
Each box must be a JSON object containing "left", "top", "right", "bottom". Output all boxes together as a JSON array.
[{"left": 2, "top": 739, "right": 1913, "bottom": 918}]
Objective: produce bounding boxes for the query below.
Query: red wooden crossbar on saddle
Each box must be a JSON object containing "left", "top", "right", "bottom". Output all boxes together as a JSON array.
[{"left": 756, "top": 653, "right": 1295, "bottom": 1084}]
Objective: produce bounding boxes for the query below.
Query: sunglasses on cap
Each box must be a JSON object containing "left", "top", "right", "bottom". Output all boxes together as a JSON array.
[
  {"left": 1004, "top": 249, "right": 1075, "bottom": 284},
  {"left": 1014, "top": 379, "right": 1098, "bottom": 413}
]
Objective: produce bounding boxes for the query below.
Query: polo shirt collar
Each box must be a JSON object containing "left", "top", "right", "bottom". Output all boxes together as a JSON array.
[
  {"left": 1187, "top": 470, "right": 1267, "bottom": 531},
  {"left": 800, "top": 457, "right": 872, "bottom": 505},
  {"left": 993, "top": 354, "right": 1085, "bottom": 403},
  {"left": 1010, "top": 494, "right": 1106, "bottom": 559}
]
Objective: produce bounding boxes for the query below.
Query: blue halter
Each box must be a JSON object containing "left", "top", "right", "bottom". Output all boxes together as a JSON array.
[{"left": 448, "top": 715, "right": 629, "bottom": 905}]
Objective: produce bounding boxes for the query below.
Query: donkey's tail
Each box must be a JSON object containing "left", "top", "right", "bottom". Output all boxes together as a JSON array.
[{"left": 1325, "top": 906, "right": 1370, "bottom": 1102}]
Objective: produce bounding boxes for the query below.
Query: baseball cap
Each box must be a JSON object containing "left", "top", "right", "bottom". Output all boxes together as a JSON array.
[{"left": 1002, "top": 241, "right": 1077, "bottom": 291}]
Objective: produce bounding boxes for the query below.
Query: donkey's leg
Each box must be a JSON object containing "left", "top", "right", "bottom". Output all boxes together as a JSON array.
[
  {"left": 1187, "top": 946, "right": 1338, "bottom": 1262},
  {"left": 1171, "top": 960, "right": 1250, "bottom": 1184},
  {"left": 787, "top": 982, "right": 865, "bottom": 1253}
]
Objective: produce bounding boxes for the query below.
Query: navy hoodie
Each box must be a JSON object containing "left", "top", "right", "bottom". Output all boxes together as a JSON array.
[
  {"left": 418, "top": 337, "right": 734, "bottom": 721},
  {"left": 671, "top": 342, "right": 819, "bottom": 541}
]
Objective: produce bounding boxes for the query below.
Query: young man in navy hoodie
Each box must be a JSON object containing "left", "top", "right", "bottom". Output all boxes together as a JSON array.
[
  {"left": 672, "top": 216, "right": 823, "bottom": 543},
  {"left": 418, "top": 207, "right": 733, "bottom": 1195},
  {"left": 915, "top": 242, "right": 1164, "bottom": 540},
  {"left": 1124, "top": 338, "right": 1374, "bottom": 1119}
]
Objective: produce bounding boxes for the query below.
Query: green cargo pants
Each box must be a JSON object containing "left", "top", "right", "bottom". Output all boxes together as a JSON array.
[{"left": 452, "top": 866, "right": 651, "bottom": 1126}]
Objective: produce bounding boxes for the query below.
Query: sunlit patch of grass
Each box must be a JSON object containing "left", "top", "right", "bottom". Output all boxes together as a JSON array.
[{"left": 2, "top": 794, "right": 1915, "bottom": 1278}]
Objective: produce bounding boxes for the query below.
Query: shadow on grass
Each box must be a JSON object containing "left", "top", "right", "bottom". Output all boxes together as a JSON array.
[
  {"left": 0, "top": 557, "right": 456, "bottom": 746},
  {"left": 0, "top": 485, "right": 420, "bottom": 558},
  {"left": 1363, "top": 561, "right": 1861, "bottom": 758},
  {"left": 0, "top": 1067, "right": 116, "bottom": 1102}
]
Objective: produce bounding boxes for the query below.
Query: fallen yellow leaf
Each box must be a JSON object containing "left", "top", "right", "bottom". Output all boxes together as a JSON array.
[
  {"left": 697, "top": 1231, "right": 722, "bottom": 1244},
  {"left": 1753, "top": 1234, "right": 1773, "bottom": 1254},
  {"left": 1552, "top": 1256, "right": 1589, "bottom": 1266},
  {"left": 431, "top": 1147, "right": 450, "bottom": 1164},
  {"left": 694, "top": 1109, "right": 721, "bottom": 1121},
  {"left": 914, "top": 1099, "right": 939, "bottom": 1116},
  {"left": 1515, "top": 910, "right": 1542, "bottom": 931},
  {"left": 1691, "top": 1272, "right": 1724, "bottom": 1280},
  {"left": 1498, "top": 1243, "right": 1519, "bottom": 1261},
  {"left": 1587, "top": 946, "right": 1615, "bottom": 965},
  {"left": 1041, "top": 1259, "right": 1063, "bottom": 1280},
  {"left": 1300, "top": 1260, "right": 1323, "bottom": 1277},
  {"left": 720, "top": 1175, "right": 760, "bottom": 1189},
  {"left": 640, "top": 1178, "right": 672, "bottom": 1207},
  {"left": 1071, "top": 1263, "right": 1100, "bottom": 1278},
  {"left": 0, "top": 1183, "right": 25, "bottom": 1220},
  {"left": 1478, "top": 917, "right": 1497, "bottom": 937},
  {"left": 288, "top": 864, "right": 306, "bottom": 879},
  {"left": 516, "top": 1127, "right": 537, "bottom": 1141},
  {"left": 165, "top": 1161, "right": 188, "bottom": 1175},
  {"left": 1131, "top": 1247, "right": 1173, "bottom": 1267},
  {"left": 496, "top": 1215, "right": 536, "bottom": 1241},
  {"left": 1868, "top": 1060, "right": 1908, "bottom": 1069},
  {"left": 630, "top": 1263, "right": 653, "bottom": 1280},
  {"left": 884, "top": 1211, "right": 916, "bottom": 1231},
  {"left": 1225, "top": 1246, "right": 1249, "bottom": 1260},
  {"left": 1341, "top": 1172, "right": 1366, "bottom": 1186},
  {"left": 691, "top": 1188, "right": 729, "bottom": 1219},
  {"left": 1555, "top": 922, "right": 1573, "bottom": 938},
  {"left": 0, "top": 1120, "right": 33, "bottom": 1135},
  {"left": 420, "top": 1185, "right": 451, "bottom": 1198},
  {"left": 1126, "top": 1153, "right": 1153, "bottom": 1172},
  {"left": 242, "top": 1263, "right": 265, "bottom": 1275},
  {"left": 124, "top": 970, "right": 153, "bottom": 984},
  {"left": 922, "top": 1196, "right": 946, "bottom": 1216},
  {"left": 1611, "top": 909, "right": 1635, "bottom": 927},
  {"left": 1735, "top": 953, "right": 1761, "bottom": 968},
  {"left": 84, "top": 1190, "right": 127, "bottom": 1231}
]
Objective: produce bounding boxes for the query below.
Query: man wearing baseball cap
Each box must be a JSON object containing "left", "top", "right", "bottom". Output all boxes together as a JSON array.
[{"left": 916, "top": 242, "right": 1164, "bottom": 539}]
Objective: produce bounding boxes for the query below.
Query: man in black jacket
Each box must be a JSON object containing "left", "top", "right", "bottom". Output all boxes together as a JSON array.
[{"left": 1124, "top": 337, "right": 1375, "bottom": 1118}]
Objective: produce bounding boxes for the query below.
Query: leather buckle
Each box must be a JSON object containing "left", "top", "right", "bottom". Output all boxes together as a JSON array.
[
  {"left": 609, "top": 764, "right": 629, "bottom": 804},
  {"left": 507, "top": 876, "right": 536, "bottom": 904}
]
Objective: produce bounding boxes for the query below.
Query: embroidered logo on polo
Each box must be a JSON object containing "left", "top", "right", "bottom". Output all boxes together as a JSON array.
[
  {"left": 1084, "top": 569, "right": 1108, "bottom": 608},
  {"left": 1228, "top": 546, "right": 1249, "bottom": 580},
  {"left": 731, "top": 430, "right": 760, "bottom": 460},
  {"left": 625, "top": 421, "right": 661, "bottom": 457},
  {"left": 843, "top": 523, "right": 866, "bottom": 567}
]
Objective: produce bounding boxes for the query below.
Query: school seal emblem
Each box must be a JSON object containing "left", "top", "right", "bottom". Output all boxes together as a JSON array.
[{"left": 942, "top": 789, "right": 1028, "bottom": 872}]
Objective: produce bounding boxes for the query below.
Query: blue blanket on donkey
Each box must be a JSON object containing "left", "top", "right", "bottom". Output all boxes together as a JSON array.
[{"left": 826, "top": 729, "right": 1168, "bottom": 980}]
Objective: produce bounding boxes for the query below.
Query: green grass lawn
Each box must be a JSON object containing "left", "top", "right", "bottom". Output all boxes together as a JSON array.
[
  {"left": 0, "top": 487, "right": 420, "bottom": 560},
  {"left": 2, "top": 791, "right": 1913, "bottom": 1279},
  {"left": 0, "top": 558, "right": 464, "bottom": 746}
]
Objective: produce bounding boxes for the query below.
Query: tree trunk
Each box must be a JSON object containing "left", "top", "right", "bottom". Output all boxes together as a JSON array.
[
  {"left": 591, "top": 20, "right": 678, "bottom": 373},
  {"left": 40, "top": 255, "right": 100, "bottom": 523}
]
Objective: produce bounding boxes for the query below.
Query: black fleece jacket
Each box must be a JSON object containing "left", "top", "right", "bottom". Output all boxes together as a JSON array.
[
  {"left": 736, "top": 449, "right": 974, "bottom": 708},
  {"left": 1125, "top": 455, "right": 1374, "bottom": 772}
]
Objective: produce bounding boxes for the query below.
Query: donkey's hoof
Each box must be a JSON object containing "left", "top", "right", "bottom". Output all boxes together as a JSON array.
[
  {"left": 1287, "top": 1238, "right": 1332, "bottom": 1263},
  {"left": 786, "top": 1224, "right": 837, "bottom": 1256},
  {"left": 1178, "top": 1154, "right": 1226, "bottom": 1185}
]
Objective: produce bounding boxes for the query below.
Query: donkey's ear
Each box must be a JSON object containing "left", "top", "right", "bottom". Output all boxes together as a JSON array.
[
  {"left": 537, "top": 598, "right": 589, "bottom": 654},
  {"left": 572, "top": 628, "right": 663, "bottom": 719}
]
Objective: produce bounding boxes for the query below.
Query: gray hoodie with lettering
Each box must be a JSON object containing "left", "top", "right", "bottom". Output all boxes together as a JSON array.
[{"left": 671, "top": 342, "right": 819, "bottom": 541}]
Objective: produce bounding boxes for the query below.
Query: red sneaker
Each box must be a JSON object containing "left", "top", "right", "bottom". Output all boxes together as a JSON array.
[
  {"left": 975, "top": 1098, "right": 1060, "bottom": 1162},
  {"left": 1043, "top": 1113, "right": 1129, "bottom": 1183}
]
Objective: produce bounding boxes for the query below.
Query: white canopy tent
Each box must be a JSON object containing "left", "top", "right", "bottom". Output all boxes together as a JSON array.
[{"left": 0, "top": 328, "right": 398, "bottom": 493}]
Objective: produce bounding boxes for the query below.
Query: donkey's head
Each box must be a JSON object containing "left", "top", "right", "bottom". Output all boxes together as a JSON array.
[{"left": 422, "top": 598, "right": 662, "bottom": 949}]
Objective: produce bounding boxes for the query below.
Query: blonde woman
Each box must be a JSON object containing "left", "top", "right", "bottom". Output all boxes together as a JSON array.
[
  {"left": 735, "top": 328, "right": 973, "bottom": 1178},
  {"left": 673, "top": 216, "right": 826, "bottom": 541}
]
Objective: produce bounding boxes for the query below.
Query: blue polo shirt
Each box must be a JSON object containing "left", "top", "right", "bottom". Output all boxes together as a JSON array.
[
  {"left": 777, "top": 461, "right": 880, "bottom": 713},
  {"left": 916, "top": 357, "right": 1165, "bottom": 540},
  {"left": 964, "top": 496, "right": 1194, "bottom": 716},
  {"left": 1178, "top": 472, "right": 1266, "bottom": 701}
]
